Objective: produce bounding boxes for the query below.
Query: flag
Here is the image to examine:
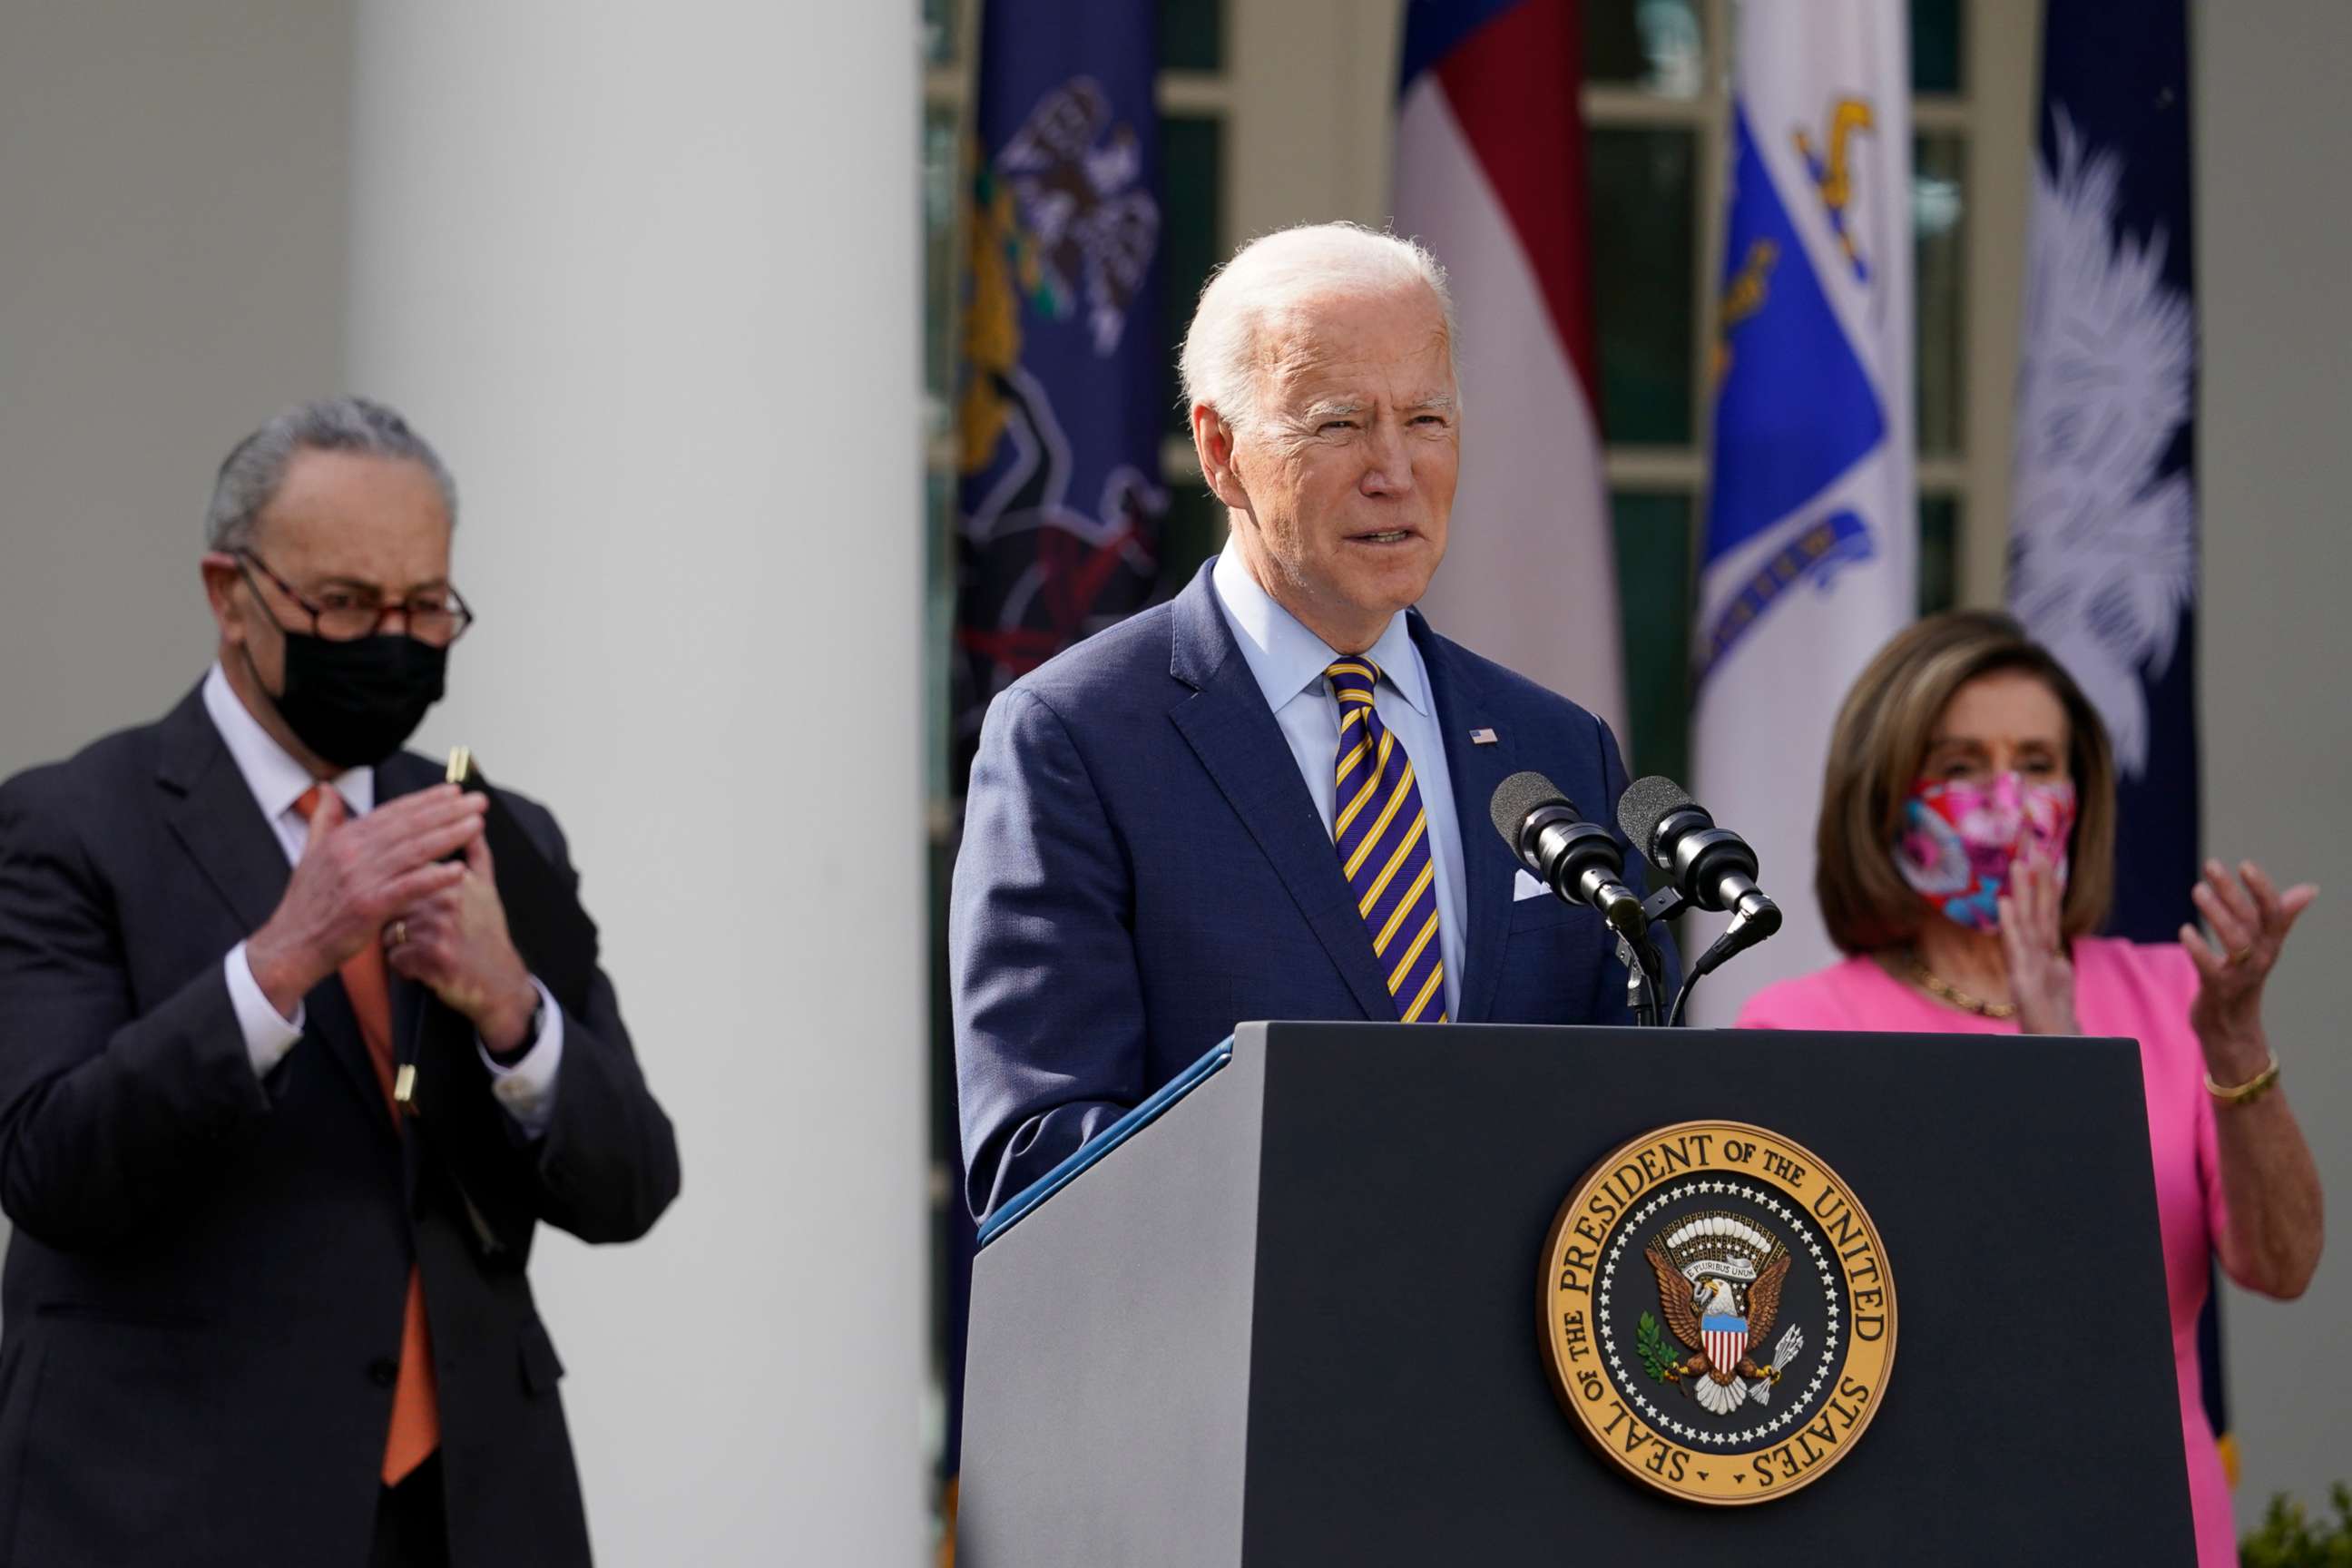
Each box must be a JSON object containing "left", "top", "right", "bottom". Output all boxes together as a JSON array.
[
  {"left": 1690, "top": 0, "right": 1914, "bottom": 1019},
  {"left": 2008, "top": 1, "right": 2199, "bottom": 951},
  {"left": 1392, "top": 0, "right": 1623, "bottom": 740},
  {"left": 945, "top": 4, "right": 1168, "bottom": 1544},
  {"left": 952, "top": 1, "right": 1167, "bottom": 795},
  {"left": 2006, "top": 0, "right": 2223, "bottom": 1485}
]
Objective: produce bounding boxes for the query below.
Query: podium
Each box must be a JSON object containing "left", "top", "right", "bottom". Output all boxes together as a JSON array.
[{"left": 958, "top": 1021, "right": 2196, "bottom": 1565}]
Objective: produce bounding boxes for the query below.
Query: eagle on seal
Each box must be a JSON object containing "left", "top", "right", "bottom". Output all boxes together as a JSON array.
[{"left": 1646, "top": 1212, "right": 1799, "bottom": 1416}]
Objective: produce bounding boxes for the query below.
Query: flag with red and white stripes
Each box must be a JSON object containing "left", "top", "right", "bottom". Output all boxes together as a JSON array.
[{"left": 1393, "top": 0, "right": 1624, "bottom": 740}]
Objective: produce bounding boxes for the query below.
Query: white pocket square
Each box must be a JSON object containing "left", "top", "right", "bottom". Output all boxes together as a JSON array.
[{"left": 1512, "top": 868, "right": 1548, "bottom": 902}]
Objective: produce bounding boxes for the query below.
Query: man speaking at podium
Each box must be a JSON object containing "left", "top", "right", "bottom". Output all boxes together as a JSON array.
[
  {"left": 0, "top": 398, "right": 679, "bottom": 1565},
  {"left": 954, "top": 223, "right": 1671, "bottom": 1221}
]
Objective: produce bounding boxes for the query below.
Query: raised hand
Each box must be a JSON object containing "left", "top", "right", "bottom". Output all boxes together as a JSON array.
[
  {"left": 1997, "top": 844, "right": 2080, "bottom": 1035},
  {"left": 245, "top": 785, "right": 487, "bottom": 1017},
  {"left": 2182, "top": 859, "right": 2318, "bottom": 1078}
]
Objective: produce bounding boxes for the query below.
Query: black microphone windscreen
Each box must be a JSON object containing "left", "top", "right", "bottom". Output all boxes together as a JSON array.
[
  {"left": 1616, "top": 775, "right": 1698, "bottom": 855},
  {"left": 1490, "top": 770, "right": 1571, "bottom": 850}
]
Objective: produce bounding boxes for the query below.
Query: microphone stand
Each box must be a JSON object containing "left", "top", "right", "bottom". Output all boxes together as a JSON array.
[{"left": 1614, "top": 885, "right": 1686, "bottom": 1027}]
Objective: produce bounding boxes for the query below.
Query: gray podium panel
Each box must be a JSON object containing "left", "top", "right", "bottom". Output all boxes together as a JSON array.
[{"left": 960, "top": 1041, "right": 1266, "bottom": 1568}]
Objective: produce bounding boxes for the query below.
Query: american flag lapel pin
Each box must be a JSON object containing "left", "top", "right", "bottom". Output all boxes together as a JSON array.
[{"left": 1470, "top": 727, "right": 1499, "bottom": 746}]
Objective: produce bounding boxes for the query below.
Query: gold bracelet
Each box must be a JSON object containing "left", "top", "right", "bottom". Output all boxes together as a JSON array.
[{"left": 2204, "top": 1052, "right": 2282, "bottom": 1107}]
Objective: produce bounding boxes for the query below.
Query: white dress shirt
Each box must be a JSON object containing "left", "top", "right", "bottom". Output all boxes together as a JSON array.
[
  {"left": 203, "top": 663, "right": 562, "bottom": 1134},
  {"left": 1209, "top": 545, "right": 1471, "bottom": 1004}
]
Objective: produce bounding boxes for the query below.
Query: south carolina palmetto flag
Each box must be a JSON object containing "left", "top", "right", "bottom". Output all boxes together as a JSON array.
[{"left": 2007, "top": 0, "right": 2227, "bottom": 1485}]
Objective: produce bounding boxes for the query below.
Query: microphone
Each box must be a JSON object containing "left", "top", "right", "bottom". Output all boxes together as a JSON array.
[
  {"left": 1614, "top": 777, "right": 1783, "bottom": 964},
  {"left": 1489, "top": 771, "right": 1649, "bottom": 942}
]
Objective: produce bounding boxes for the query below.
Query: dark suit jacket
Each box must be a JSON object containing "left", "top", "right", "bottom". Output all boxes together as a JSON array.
[
  {"left": 951, "top": 560, "right": 1676, "bottom": 1220},
  {"left": 0, "top": 684, "right": 680, "bottom": 1566}
]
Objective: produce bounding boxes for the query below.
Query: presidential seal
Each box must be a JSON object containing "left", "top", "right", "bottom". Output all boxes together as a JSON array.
[{"left": 1538, "top": 1122, "right": 1896, "bottom": 1505}]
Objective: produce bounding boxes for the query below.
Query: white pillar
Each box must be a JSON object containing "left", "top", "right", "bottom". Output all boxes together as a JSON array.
[
  {"left": 2195, "top": 0, "right": 2352, "bottom": 1516},
  {"left": 345, "top": 5, "right": 926, "bottom": 1562}
]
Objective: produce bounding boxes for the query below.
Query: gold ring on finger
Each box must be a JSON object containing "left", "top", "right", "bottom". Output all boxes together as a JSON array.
[{"left": 2229, "top": 946, "right": 2254, "bottom": 966}]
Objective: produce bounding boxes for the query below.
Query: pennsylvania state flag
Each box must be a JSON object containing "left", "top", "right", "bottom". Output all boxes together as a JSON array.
[
  {"left": 943, "top": 7, "right": 1166, "bottom": 1553},
  {"left": 952, "top": 1, "right": 1168, "bottom": 797}
]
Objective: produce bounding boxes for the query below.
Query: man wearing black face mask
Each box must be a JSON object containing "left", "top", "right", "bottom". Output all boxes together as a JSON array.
[{"left": 0, "top": 397, "right": 680, "bottom": 1567}]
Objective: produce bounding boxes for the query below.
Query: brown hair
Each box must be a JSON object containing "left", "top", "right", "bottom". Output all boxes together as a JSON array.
[{"left": 1815, "top": 610, "right": 2116, "bottom": 955}]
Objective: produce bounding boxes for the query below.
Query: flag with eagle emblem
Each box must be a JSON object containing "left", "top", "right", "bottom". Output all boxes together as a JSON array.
[
  {"left": 951, "top": 0, "right": 1168, "bottom": 798},
  {"left": 942, "top": 10, "right": 1165, "bottom": 1553}
]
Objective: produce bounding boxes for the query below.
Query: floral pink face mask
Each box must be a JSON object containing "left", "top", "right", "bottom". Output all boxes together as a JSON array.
[{"left": 1893, "top": 772, "right": 2076, "bottom": 933}]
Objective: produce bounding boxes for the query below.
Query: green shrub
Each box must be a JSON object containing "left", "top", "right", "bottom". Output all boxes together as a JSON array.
[{"left": 2240, "top": 1485, "right": 2352, "bottom": 1566}]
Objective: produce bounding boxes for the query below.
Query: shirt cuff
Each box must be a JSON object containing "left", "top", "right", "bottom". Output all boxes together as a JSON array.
[
  {"left": 225, "top": 941, "right": 305, "bottom": 1077},
  {"left": 478, "top": 976, "right": 564, "bottom": 1138}
]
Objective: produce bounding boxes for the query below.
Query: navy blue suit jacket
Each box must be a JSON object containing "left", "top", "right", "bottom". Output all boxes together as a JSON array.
[{"left": 952, "top": 561, "right": 1676, "bottom": 1219}]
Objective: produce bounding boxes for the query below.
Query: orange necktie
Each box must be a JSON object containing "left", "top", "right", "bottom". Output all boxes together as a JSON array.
[{"left": 297, "top": 788, "right": 440, "bottom": 1485}]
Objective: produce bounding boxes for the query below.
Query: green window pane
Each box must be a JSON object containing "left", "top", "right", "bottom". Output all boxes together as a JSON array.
[
  {"left": 1159, "top": 482, "right": 1229, "bottom": 590},
  {"left": 1589, "top": 129, "right": 1697, "bottom": 445},
  {"left": 926, "top": 466, "right": 958, "bottom": 805},
  {"left": 1611, "top": 490, "right": 1694, "bottom": 782},
  {"left": 924, "top": 103, "right": 962, "bottom": 446},
  {"left": 923, "top": 0, "right": 960, "bottom": 68},
  {"left": 1160, "top": 0, "right": 1224, "bottom": 74},
  {"left": 1915, "top": 133, "right": 1965, "bottom": 459},
  {"left": 1584, "top": 0, "right": 1705, "bottom": 99},
  {"left": 1919, "top": 494, "right": 1960, "bottom": 617},
  {"left": 1911, "top": 0, "right": 1963, "bottom": 94},
  {"left": 1161, "top": 113, "right": 1225, "bottom": 438}
]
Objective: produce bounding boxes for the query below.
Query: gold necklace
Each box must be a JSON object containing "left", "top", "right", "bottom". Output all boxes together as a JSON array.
[{"left": 1904, "top": 953, "right": 2018, "bottom": 1019}]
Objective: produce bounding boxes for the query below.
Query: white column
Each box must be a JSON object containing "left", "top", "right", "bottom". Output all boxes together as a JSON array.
[
  {"left": 0, "top": 0, "right": 358, "bottom": 1327},
  {"left": 0, "top": 0, "right": 352, "bottom": 779},
  {"left": 2195, "top": 0, "right": 2352, "bottom": 1518},
  {"left": 345, "top": 5, "right": 926, "bottom": 1562}
]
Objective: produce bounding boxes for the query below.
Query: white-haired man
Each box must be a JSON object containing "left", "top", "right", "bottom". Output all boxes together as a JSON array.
[{"left": 953, "top": 223, "right": 1673, "bottom": 1219}]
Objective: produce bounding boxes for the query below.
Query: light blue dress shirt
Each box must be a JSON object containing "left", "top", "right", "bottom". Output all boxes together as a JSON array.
[{"left": 1210, "top": 544, "right": 1471, "bottom": 1006}]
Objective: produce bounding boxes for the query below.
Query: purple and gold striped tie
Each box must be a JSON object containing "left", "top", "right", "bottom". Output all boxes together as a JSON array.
[{"left": 1327, "top": 659, "right": 1448, "bottom": 1024}]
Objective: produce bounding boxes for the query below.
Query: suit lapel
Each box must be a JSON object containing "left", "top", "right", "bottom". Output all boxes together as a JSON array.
[
  {"left": 154, "top": 684, "right": 390, "bottom": 1127},
  {"left": 158, "top": 688, "right": 293, "bottom": 938},
  {"left": 1414, "top": 618, "right": 1517, "bottom": 1024},
  {"left": 1167, "top": 566, "right": 1392, "bottom": 1023}
]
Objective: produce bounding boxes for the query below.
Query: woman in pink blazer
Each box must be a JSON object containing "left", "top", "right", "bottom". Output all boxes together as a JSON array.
[{"left": 1738, "top": 611, "right": 2322, "bottom": 1566}]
